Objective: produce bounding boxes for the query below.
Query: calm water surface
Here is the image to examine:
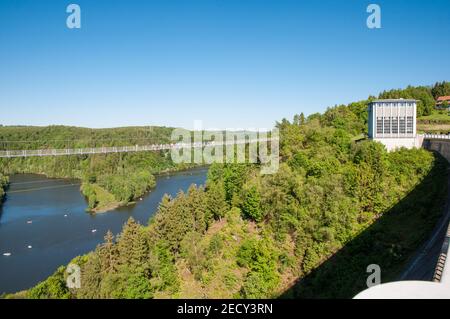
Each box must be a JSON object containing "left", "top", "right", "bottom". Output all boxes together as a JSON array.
[{"left": 0, "top": 168, "right": 207, "bottom": 294}]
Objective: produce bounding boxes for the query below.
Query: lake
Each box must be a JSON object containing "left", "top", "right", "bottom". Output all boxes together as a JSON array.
[{"left": 0, "top": 167, "right": 208, "bottom": 294}]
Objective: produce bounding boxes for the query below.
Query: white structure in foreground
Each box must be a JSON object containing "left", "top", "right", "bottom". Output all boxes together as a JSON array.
[
  {"left": 368, "top": 99, "right": 421, "bottom": 151},
  {"left": 354, "top": 281, "right": 450, "bottom": 299}
]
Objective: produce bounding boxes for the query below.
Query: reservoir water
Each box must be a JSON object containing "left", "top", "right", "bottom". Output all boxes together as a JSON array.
[{"left": 0, "top": 168, "right": 208, "bottom": 294}]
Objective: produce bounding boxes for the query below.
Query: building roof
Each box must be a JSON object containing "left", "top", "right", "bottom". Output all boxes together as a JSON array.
[
  {"left": 371, "top": 99, "right": 417, "bottom": 103},
  {"left": 437, "top": 96, "right": 450, "bottom": 101}
]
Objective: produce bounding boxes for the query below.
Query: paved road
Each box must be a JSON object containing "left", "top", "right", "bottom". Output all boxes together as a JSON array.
[{"left": 399, "top": 167, "right": 450, "bottom": 281}]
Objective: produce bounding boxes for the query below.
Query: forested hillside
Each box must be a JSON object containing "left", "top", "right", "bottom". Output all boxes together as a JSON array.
[
  {"left": 12, "top": 87, "right": 448, "bottom": 299},
  {"left": 0, "top": 126, "right": 190, "bottom": 212},
  {"left": 0, "top": 125, "right": 175, "bottom": 149}
]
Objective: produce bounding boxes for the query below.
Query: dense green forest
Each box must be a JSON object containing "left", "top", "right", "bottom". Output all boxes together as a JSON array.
[
  {"left": 431, "top": 81, "right": 450, "bottom": 100},
  {"left": 0, "top": 126, "right": 191, "bottom": 211},
  {"left": 0, "top": 125, "right": 175, "bottom": 149},
  {"left": 8, "top": 83, "right": 449, "bottom": 299}
]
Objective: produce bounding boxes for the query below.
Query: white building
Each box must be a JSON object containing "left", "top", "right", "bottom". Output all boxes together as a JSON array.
[{"left": 368, "top": 99, "right": 421, "bottom": 151}]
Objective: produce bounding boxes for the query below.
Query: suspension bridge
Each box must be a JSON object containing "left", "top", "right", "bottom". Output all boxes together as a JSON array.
[
  {"left": 0, "top": 137, "right": 277, "bottom": 158},
  {"left": 2, "top": 133, "right": 448, "bottom": 159}
]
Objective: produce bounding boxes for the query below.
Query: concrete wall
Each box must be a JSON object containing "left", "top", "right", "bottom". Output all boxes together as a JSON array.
[
  {"left": 374, "top": 136, "right": 423, "bottom": 152},
  {"left": 424, "top": 139, "right": 450, "bottom": 162},
  {"left": 424, "top": 138, "right": 450, "bottom": 287}
]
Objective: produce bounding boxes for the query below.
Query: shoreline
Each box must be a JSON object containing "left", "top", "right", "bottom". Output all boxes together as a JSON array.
[
  {"left": 90, "top": 165, "right": 209, "bottom": 213},
  {"left": 1, "top": 165, "right": 210, "bottom": 214}
]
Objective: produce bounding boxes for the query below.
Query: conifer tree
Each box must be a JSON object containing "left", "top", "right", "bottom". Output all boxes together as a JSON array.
[
  {"left": 187, "top": 184, "right": 208, "bottom": 232},
  {"left": 131, "top": 227, "right": 150, "bottom": 270},
  {"left": 98, "top": 230, "right": 118, "bottom": 274},
  {"left": 117, "top": 217, "right": 145, "bottom": 268},
  {"left": 206, "top": 180, "right": 228, "bottom": 221},
  {"left": 299, "top": 112, "right": 305, "bottom": 125},
  {"left": 78, "top": 253, "right": 102, "bottom": 298},
  {"left": 242, "top": 186, "right": 264, "bottom": 222}
]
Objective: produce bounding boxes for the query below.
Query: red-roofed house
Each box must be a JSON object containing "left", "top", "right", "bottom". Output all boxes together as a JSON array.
[{"left": 436, "top": 96, "right": 450, "bottom": 108}]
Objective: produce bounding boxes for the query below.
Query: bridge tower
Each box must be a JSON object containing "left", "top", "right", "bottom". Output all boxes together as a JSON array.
[{"left": 368, "top": 99, "right": 420, "bottom": 151}]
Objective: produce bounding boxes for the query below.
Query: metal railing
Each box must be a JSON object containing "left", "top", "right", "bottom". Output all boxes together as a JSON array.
[
  {"left": 433, "top": 221, "right": 450, "bottom": 284},
  {"left": 424, "top": 134, "right": 450, "bottom": 140}
]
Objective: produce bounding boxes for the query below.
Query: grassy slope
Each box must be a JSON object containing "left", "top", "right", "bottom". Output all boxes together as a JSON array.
[{"left": 418, "top": 110, "right": 450, "bottom": 133}]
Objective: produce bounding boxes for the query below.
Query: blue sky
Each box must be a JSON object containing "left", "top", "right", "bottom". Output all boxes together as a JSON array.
[{"left": 0, "top": 0, "right": 449, "bottom": 129}]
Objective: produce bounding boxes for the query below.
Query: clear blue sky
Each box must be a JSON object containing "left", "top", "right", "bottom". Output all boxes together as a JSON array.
[{"left": 0, "top": 0, "right": 449, "bottom": 130}]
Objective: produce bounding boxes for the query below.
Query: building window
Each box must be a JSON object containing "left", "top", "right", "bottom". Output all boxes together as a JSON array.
[
  {"left": 407, "top": 116, "right": 413, "bottom": 134},
  {"left": 383, "top": 117, "right": 391, "bottom": 134},
  {"left": 392, "top": 118, "right": 399, "bottom": 134},
  {"left": 399, "top": 117, "right": 406, "bottom": 134},
  {"left": 376, "top": 117, "right": 383, "bottom": 134}
]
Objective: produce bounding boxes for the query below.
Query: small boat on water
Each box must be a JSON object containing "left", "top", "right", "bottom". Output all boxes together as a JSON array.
[
  {"left": 91, "top": 229, "right": 97, "bottom": 233},
  {"left": 64, "top": 214, "right": 68, "bottom": 217},
  {"left": 27, "top": 220, "right": 32, "bottom": 224},
  {"left": 27, "top": 245, "right": 32, "bottom": 249},
  {"left": 3, "top": 253, "right": 11, "bottom": 256}
]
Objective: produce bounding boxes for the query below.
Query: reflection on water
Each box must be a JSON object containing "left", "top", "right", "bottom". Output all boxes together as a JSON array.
[{"left": 0, "top": 168, "right": 207, "bottom": 294}]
